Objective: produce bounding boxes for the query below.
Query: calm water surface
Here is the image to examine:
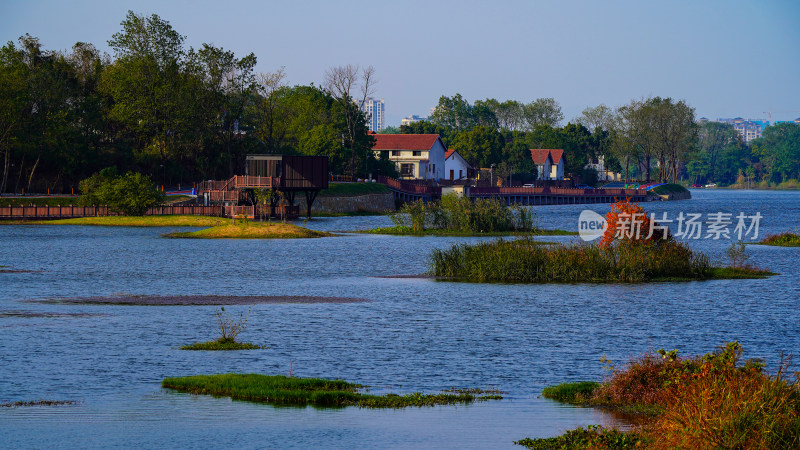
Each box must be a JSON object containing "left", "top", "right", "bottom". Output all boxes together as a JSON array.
[{"left": 1, "top": 189, "right": 799, "bottom": 449}]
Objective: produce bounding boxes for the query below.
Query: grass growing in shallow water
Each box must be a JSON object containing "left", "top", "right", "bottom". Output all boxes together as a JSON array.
[
  {"left": 430, "top": 238, "right": 773, "bottom": 283},
  {"left": 180, "top": 338, "right": 263, "bottom": 351},
  {"left": 164, "top": 222, "right": 332, "bottom": 239},
  {"left": 757, "top": 231, "right": 800, "bottom": 247},
  {"left": 161, "top": 374, "right": 502, "bottom": 408}
]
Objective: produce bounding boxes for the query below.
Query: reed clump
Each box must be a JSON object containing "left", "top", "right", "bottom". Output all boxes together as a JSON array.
[
  {"left": 429, "top": 238, "right": 746, "bottom": 283},
  {"left": 382, "top": 194, "right": 544, "bottom": 235},
  {"left": 161, "top": 374, "right": 502, "bottom": 408}
]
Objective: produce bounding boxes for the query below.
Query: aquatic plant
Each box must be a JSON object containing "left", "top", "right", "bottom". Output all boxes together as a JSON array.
[
  {"left": 161, "top": 374, "right": 503, "bottom": 408},
  {"left": 430, "top": 237, "right": 725, "bottom": 283},
  {"left": 758, "top": 231, "right": 800, "bottom": 247},
  {"left": 387, "top": 194, "right": 538, "bottom": 234},
  {"left": 725, "top": 240, "right": 750, "bottom": 269},
  {"left": 515, "top": 425, "right": 648, "bottom": 449},
  {"left": 180, "top": 307, "right": 264, "bottom": 351}
]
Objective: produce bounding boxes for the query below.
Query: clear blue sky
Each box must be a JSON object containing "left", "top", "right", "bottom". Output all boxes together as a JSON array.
[{"left": 3, "top": 0, "right": 799, "bottom": 126}]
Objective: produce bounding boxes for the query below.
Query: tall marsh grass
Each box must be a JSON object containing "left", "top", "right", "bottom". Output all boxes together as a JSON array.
[
  {"left": 431, "top": 238, "right": 712, "bottom": 283},
  {"left": 389, "top": 194, "right": 536, "bottom": 233}
]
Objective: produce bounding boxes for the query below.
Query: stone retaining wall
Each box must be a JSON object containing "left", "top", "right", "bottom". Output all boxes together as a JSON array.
[{"left": 297, "top": 193, "right": 395, "bottom": 214}]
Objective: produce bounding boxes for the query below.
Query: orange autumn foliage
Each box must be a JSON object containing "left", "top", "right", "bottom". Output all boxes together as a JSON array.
[{"left": 599, "top": 199, "right": 658, "bottom": 248}]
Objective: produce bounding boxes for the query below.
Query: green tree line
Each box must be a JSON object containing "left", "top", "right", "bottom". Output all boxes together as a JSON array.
[{"left": 0, "top": 11, "right": 390, "bottom": 194}]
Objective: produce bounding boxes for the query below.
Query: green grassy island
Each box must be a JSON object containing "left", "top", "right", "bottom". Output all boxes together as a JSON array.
[
  {"left": 518, "top": 342, "right": 800, "bottom": 449},
  {"left": 430, "top": 238, "right": 774, "bottom": 283},
  {"left": 161, "top": 374, "right": 502, "bottom": 408},
  {"left": 180, "top": 338, "right": 264, "bottom": 351},
  {"left": 164, "top": 222, "right": 332, "bottom": 239},
  {"left": 756, "top": 232, "right": 800, "bottom": 247}
]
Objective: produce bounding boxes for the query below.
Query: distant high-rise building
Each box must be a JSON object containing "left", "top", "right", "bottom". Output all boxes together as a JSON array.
[
  {"left": 401, "top": 115, "right": 427, "bottom": 126},
  {"left": 717, "top": 118, "right": 768, "bottom": 143},
  {"left": 360, "top": 98, "right": 385, "bottom": 132}
]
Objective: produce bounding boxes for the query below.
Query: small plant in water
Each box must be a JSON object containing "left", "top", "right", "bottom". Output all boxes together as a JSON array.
[
  {"left": 726, "top": 240, "right": 749, "bottom": 269},
  {"left": 180, "top": 307, "right": 261, "bottom": 350},
  {"left": 216, "top": 306, "right": 249, "bottom": 343}
]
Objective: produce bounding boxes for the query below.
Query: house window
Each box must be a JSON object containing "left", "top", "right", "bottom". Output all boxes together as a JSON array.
[
  {"left": 412, "top": 151, "right": 421, "bottom": 157},
  {"left": 400, "top": 163, "right": 414, "bottom": 177},
  {"left": 391, "top": 150, "right": 400, "bottom": 157}
]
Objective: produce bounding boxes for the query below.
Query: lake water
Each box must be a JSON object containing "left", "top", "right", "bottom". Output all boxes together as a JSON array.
[{"left": 1, "top": 189, "right": 799, "bottom": 449}]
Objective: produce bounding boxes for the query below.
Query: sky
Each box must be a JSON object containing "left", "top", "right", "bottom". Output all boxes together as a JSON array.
[{"left": 2, "top": 0, "right": 799, "bottom": 127}]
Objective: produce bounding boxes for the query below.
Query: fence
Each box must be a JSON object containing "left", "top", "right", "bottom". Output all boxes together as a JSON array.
[{"left": 0, "top": 204, "right": 225, "bottom": 219}]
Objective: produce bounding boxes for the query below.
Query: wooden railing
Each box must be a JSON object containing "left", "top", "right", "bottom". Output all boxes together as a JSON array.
[
  {"left": 469, "top": 186, "right": 648, "bottom": 196},
  {"left": 377, "top": 176, "right": 441, "bottom": 195},
  {"left": 225, "top": 204, "right": 299, "bottom": 219},
  {"left": 0, "top": 204, "right": 225, "bottom": 219}
]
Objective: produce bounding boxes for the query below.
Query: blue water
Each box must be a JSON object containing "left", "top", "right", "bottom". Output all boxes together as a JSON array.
[{"left": 1, "top": 189, "right": 799, "bottom": 449}]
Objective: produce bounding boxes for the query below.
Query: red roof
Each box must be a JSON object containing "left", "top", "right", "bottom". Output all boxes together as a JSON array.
[
  {"left": 529, "top": 149, "right": 564, "bottom": 165},
  {"left": 372, "top": 134, "right": 441, "bottom": 151},
  {"left": 445, "top": 149, "right": 455, "bottom": 159}
]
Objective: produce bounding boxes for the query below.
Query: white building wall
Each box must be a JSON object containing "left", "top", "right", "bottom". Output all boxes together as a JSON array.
[{"left": 445, "top": 153, "right": 470, "bottom": 180}]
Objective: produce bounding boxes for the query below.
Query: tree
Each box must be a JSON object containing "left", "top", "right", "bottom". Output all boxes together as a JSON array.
[
  {"left": 449, "top": 126, "right": 505, "bottom": 168},
  {"left": 576, "top": 104, "right": 614, "bottom": 132},
  {"left": 0, "top": 41, "right": 28, "bottom": 193},
  {"left": 79, "top": 169, "right": 165, "bottom": 215},
  {"left": 522, "top": 98, "right": 563, "bottom": 130},
  {"left": 101, "top": 11, "right": 189, "bottom": 173},
  {"left": 323, "top": 64, "right": 376, "bottom": 176}
]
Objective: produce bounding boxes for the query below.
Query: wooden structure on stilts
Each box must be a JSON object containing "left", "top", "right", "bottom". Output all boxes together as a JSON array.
[{"left": 195, "top": 155, "right": 328, "bottom": 219}]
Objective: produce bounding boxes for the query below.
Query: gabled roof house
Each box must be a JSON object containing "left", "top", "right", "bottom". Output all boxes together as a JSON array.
[
  {"left": 444, "top": 149, "right": 471, "bottom": 181},
  {"left": 530, "top": 149, "right": 565, "bottom": 181},
  {"left": 372, "top": 134, "right": 446, "bottom": 180}
]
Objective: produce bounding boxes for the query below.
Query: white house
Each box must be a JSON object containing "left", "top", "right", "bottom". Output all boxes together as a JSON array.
[
  {"left": 584, "top": 155, "right": 621, "bottom": 181},
  {"left": 530, "top": 149, "right": 565, "bottom": 180},
  {"left": 444, "top": 149, "right": 470, "bottom": 181},
  {"left": 372, "top": 134, "right": 446, "bottom": 181}
]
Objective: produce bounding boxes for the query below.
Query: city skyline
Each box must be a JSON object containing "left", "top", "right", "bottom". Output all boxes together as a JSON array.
[{"left": 2, "top": 0, "right": 799, "bottom": 126}]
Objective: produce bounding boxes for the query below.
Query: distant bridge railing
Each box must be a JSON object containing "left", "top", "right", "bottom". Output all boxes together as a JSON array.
[{"left": 0, "top": 204, "right": 226, "bottom": 219}]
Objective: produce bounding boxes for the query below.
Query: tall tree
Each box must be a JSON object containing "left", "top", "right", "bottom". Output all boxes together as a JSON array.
[
  {"left": 323, "top": 64, "right": 376, "bottom": 176},
  {"left": 522, "top": 98, "right": 563, "bottom": 130}
]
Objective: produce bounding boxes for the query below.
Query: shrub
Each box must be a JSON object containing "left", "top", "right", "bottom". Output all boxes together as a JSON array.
[{"left": 79, "top": 169, "right": 165, "bottom": 215}]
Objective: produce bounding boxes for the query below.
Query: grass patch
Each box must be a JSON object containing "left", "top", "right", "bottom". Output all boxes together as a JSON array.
[
  {"left": 164, "top": 222, "right": 332, "bottom": 239},
  {"left": 757, "top": 232, "right": 800, "bottom": 247},
  {"left": 648, "top": 183, "right": 689, "bottom": 196},
  {"left": 31, "top": 215, "right": 230, "bottom": 227},
  {"left": 515, "top": 425, "right": 649, "bottom": 449},
  {"left": 430, "top": 238, "right": 774, "bottom": 283},
  {"left": 524, "top": 342, "right": 800, "bottom": 449},
  {"left": 319, "top": 183, "right": 390, "bottom": 197},
  {"left": 541, "top": 381, "right": 600, "bottom": 404},
  {"left": 180, "top": 338, "right": 264, "bottom": 351},
  {"left": 361, "top": 226, "right": 574, "bottom": 237},
  {"left": 0, "top": 196, "right": 80, "bottom": 207},
  {"left": 161, "top": 374, "right": 502, "bottom": 408}
]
